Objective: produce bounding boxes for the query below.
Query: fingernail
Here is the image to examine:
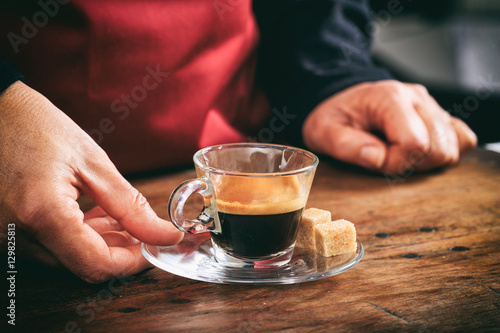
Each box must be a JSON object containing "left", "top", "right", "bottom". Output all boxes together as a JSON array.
[{"left": 360, "top": 146, "right": 385, "bottom": 169}]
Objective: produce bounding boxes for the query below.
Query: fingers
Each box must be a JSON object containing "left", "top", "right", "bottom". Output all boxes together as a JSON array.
[
  {"left": 360, "top": 81, "right": 476, "bottom": 173},
  {"left": 100, "top": 231, "right": 142, "bottom": 247},
  {"left": 303, "top": 82, "right": 431, "bottom": 172},
  {"left": 32, "top": 192, "right": 152, "bottom": 283},
  {"left": 371, "top": 86, "right": 431, "bottom": 154},
  {"left": 83, "top": 205, "right": 108, "bottom": 219},
  {"left": 19, "top": 205, "right": 151, "bottom": 281},
  {"left": 408, "top": 85, "right": 477, "bottom": 171},
  {"left": 84, "top": 210, "right": 146, "bottom": 246},
  {"left": 451, "top": 117, "right": 478, "bottom": 153},
  {"left": 373, "top": 96, "right": 431, "bottom": 173},
  {"left": 303, "top": 80, "right": 477, "bottom": 174},
  {"left": 77, "top": 151, "right": 183, "bottom": 246},
  {"left": 0, "top": 82, "right": 164, "bottom": 283},
  {"left": 308, "top": 116, "right": 388, "bottom": 169},
  {"left": 85, "top": 216, "right": 124, "bottom": 234}
]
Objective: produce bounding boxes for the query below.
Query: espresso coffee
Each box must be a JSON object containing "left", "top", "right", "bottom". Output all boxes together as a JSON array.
[
  {"left": 168, "top": 144, "right": 318, "bottom": 268},
  {"left": 212, "top": 208, "right": 303, "bottom": 257},
  {"left": 210, "top": 175, "right": 306, "bottom": 258}
]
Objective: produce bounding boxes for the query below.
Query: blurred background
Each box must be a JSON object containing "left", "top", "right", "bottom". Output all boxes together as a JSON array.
[{"left": 369, "top": 0, "right": 500, "bottom": 151}]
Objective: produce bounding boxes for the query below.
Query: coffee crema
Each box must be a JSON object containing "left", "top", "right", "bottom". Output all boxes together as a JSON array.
[{"left": 213, "top": 175, "right": 306, "bottom": 215}]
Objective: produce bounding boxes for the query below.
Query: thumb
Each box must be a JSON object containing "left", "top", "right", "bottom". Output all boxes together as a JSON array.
[
  {"left": 78, "top": 150, "right": 183, "bottom": 246},
  {"left": 307, "top": 120, "right": 387, "bottom": 170}
]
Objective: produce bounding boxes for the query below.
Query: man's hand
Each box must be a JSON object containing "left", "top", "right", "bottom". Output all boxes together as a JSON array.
[
  {"left": 302, "top": 80, "right": 477, "bottom": 173},
  {"left": 0, "top": 81, "right": 183, "bottom": 283}
]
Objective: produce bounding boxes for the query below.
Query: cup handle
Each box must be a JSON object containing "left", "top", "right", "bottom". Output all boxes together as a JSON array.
[{"left": 168, "top": 177, "right": 220, "bottom": 234}]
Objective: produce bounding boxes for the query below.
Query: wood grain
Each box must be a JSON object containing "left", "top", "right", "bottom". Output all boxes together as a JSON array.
[{"left": 9, "top": 149, "right": 500, "bottom": 333}]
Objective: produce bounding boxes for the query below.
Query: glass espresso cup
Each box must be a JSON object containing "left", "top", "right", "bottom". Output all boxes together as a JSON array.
[{"left": 168, "top": 143, "right": 318, "bottom": 268}]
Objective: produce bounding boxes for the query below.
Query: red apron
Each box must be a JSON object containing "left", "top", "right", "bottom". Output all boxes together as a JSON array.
[{"left": 1, "top": 0, "right": 269, "bottom": 173}]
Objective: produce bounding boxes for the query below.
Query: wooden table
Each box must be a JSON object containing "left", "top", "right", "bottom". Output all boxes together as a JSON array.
[{"left": 8, "top": 148, "right": 500, "bottom": 332}]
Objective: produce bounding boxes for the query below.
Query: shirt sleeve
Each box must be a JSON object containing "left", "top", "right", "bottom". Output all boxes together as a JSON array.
[
  {"left": 0, "top": 59, "right": 23, "bottom": 94},
  {"left": 252, "top": 0, "right": 393, "bottom": 146}
]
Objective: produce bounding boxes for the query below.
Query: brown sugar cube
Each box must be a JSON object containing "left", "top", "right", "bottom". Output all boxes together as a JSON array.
[
  {"left": 315, "top": 219, "right": 357, "bottom": 257},
  {"left": 296, "top": 208, "right": 331, "bottom": 250}
]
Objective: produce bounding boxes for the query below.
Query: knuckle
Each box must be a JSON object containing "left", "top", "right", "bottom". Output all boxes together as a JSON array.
[
  {"left": 409, "top": 83, "right": 429, "bottom": 97},
  {"left": 443, "top": 153, "right": 458, "bottom": 166},
  {"left": 118, "top": 189, "right": 152, "bottom": 223},
  {"left": 433, "top": 127, "right": 448, "bottom": 145},
  {"left": 469, "top": 132, "right": 478, "bottom": 148},
  {"left": 406, "top": 138, "right": 430, "bottom": 156},
  {"left": 9, "top": 189, "right": 47, "bottom": 232},
  {"left": 12, "top": 190, "right": 83, "bottom": 241},
  {"left": 378, "top": 80, "right": 407, "bottom": 98},
  {"left": 78, "top": 141, "right": 114, "bottom": 171},
  {"left": 444, "top": 144, "right": 460, "bottom": 165},
  {"left": 113, "top": 187, "right": 153, "bottom": 225},
  {"left": 449, "top": 153, "right": 460, "bottom": 165},
  {"left": 433, "top": 150, "right": 449, "bottom": 164},
  {"left": 441, "top": 110, "right": 452, "bottom": 123},
  {"left": 130, "top": 190, "right": 150, "bottom": 213},
  {"left": 430, "top": 148, "right": 458, "bottom": 166}
]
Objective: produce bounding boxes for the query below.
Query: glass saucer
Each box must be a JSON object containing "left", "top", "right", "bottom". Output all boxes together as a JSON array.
[{"left": 141, "top": 233, "right": 364, "bottom": 285}]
